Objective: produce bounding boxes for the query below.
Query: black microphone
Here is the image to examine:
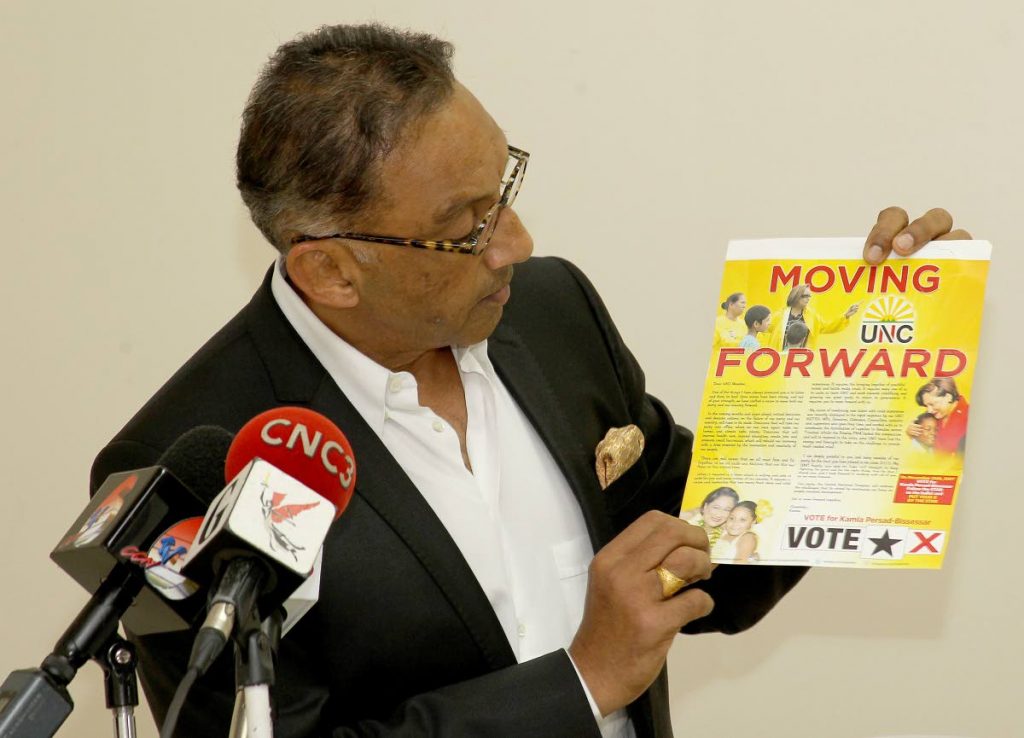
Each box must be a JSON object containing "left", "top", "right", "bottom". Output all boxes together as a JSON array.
[
  {"left": 50, "top": 426, "right": 233, "bottom": 635},
  {"left": 0, "top": 427, "right": 233, "bottom": 737}
]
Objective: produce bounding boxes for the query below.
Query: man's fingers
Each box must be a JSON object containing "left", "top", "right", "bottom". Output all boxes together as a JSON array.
[
  {"left": 631, "top": 517, "right": 710, "bottom": 571},
  {"left": 935, "top": 228, "right": 973, "bottom": 241},
  {"left": 865, "top": 207, "right": 968, "bottom": 263},
  {"left": 892, "top": 208, "right": 954, "bottom": 256},
  {"left": 658, "top": 546, "right": 714, "bottom": 586},
  {"left": 663, "top": 588, "right": 715, "bottom": 626},
  {"left": 652, "top": 548, "right": 713, "bottom": 599},
  {"left": 864, "top": 206, "right": 909, "bottom": 264},
  {"left": 603, "top": 510, "right": 680, "bottom": 556},
  {"left": 605, "top": 510, "right": 708, "bottom": 566}
]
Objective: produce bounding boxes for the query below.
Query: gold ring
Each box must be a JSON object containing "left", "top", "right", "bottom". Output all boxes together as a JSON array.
[{"left": 656, "top": 566, "right": 687, "bottom": 599}]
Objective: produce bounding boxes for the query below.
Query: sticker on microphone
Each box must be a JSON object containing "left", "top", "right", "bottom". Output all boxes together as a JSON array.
[
  {"left": 57, "top": 473, "right": 140, "bottom": 549},
  {"left": 190, "top": 459, "right": 335, "bottom": 576},
  {"left": 120, "top": 517, "right": 203, "bottom": 600},
  {"left": 237, "top": 460, "right": 336, "bottom": 572}
]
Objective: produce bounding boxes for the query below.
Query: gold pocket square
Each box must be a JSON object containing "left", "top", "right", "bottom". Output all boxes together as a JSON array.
[{"left": 595, "top": 424, "right": 645, "bottom": 490}]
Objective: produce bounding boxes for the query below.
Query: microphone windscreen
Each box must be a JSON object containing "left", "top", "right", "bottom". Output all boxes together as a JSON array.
[
  {"left": 158, "top": 426, "right": 235, "bottom": 505},
  {"left": 224, "top": 407, "right": 356, "bottom": 518}
]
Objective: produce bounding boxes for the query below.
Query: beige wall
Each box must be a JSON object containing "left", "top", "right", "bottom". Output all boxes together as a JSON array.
[{"left": 0, "top": 2, "right": 1017, "bottom": 736}]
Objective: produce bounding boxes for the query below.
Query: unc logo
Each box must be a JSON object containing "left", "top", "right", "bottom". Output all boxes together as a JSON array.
[{"left": 860, "top": 296, "right": 916, "bottom": 345}]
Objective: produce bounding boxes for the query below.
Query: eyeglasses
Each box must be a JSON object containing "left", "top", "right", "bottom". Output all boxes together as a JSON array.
[{"left": 292, "top": 145, "right": 529, "bottom": 256}]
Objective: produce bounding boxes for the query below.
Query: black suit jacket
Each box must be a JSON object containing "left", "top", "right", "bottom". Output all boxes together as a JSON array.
[{"left": 91, "top": 257, "right": 806, "bottom": 737}]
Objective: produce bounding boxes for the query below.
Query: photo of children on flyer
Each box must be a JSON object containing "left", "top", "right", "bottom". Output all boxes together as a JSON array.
[{"left": 680, "top": 488, "right": 773, "bottom": 564}]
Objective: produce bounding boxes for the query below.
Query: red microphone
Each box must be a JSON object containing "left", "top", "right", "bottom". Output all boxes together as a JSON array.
[
  {"left": 182, "top": 408, "right": 357, "bottom": 679},
  {"left": 225, "top": 406, "right": 356, "bottom": 518}
]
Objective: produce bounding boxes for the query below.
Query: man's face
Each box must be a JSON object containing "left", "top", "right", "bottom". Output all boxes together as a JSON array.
[{"left": 339, "top": 84, "right": 534, "bottom": 355}]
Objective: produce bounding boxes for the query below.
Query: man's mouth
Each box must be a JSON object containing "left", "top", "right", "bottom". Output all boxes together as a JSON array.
[
  {"left": 483, "top": 283, "right": 511, "bottom": 305},
  {"left": 481, "top": 268, "right": 513, "bottom": 305}
]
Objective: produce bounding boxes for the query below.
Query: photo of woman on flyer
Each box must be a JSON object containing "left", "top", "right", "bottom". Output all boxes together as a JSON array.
[
  {"left": 907, "top": 377, "right": 969, "bottom": 454},
  {"left": 680, "top": 486, "right": 739, "bottom": 547},
  {"left": 712, "top": 292, "right": 746, "bottom": 348},
  {"left": 767, "top": 284, "right": 860, "bottom": 349}
]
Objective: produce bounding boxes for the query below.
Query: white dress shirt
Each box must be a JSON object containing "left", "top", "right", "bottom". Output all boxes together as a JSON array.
[{"left": 271, "top": 261, "right": 633, "bottom": 737}]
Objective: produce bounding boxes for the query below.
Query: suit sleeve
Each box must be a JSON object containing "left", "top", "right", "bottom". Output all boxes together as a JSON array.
[
  {"left": 553, "top": 258, "right": 808, "bottom": 636},
  {"left": 127, "top": 627, "right": 600, "bottom": 738},
  {"left": 91, "top": 444, "right": 602, "bottom": 738}
]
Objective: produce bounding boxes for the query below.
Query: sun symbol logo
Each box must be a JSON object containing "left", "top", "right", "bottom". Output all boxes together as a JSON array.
[
  {"left": 860, "top": 296, "right": 916, "bottom": 344},
  {"left": 863, "top": 296, "right": 915, "bottom": 323}
]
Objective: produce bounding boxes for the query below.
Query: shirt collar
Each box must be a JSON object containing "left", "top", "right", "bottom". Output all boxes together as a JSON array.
[
  {"left": 270, "top": 258, "right": 492, "bottom": 431},
  {"left": 453, "top": 341, "right": 493, "bottom": 378}
]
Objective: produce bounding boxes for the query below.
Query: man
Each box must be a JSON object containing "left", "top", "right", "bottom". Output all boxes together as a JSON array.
[{"left": 91, "top": 24, "right": 969, "bottom": 737}]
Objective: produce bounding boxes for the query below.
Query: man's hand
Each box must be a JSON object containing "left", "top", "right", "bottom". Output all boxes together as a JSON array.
[
  {"left": 569, "top": 511, "right": 714, "bottom": 717},
  {"left": 863, "top": 207, "right": 972, "bottom": 265}
]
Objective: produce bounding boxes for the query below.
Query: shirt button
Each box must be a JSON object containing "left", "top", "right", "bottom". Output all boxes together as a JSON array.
[
  {"left": 517, "top": 622, "right": 527, "bottom": 638},
  {"left": 431, "top": 420, "right": 445, "bottom": 433},
  {"left": 388, "top": 377, "right": 403, "bottom": 393}
]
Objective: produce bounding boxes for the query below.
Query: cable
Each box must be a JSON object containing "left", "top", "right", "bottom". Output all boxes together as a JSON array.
[{"left": 159, "top": 665, "right": 200, "bottom": 738}]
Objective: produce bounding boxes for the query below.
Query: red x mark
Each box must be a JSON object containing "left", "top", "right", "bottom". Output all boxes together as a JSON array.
[{"left": 910, "top": 531, "right": 941, "bottom": 553}]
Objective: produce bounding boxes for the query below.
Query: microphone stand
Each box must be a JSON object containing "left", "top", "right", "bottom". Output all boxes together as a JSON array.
[
  {"left": 228, "top": 610, "right": 281, "bottom": 738},
  {"left": 0, "top": 567, "right": 142, "bottom": 738},
  {"left": 96, "top": 637, "right": 139, "bottom": 738}
]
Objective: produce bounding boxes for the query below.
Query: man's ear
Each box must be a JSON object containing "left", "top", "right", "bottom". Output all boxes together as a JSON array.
[{"left": 285, "top": 241, "right": 360, "bottom": 309}]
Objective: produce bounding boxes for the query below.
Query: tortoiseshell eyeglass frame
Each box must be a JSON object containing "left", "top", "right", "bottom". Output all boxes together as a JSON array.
[{"left": 291, "top": 145, "right": 529, "bottom": 255}]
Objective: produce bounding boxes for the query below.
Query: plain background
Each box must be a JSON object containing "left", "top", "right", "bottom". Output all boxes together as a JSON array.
[{"left": 0, "top": 2, "right": 1018, "bottom": 737}]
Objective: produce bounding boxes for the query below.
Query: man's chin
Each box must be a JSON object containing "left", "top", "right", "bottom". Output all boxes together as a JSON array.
[
  {"left": 457, "top": 307, "right": 504, "bottom": 346},
  {"left": 482, "top": 284, "right": 511, "bottom": 306}
]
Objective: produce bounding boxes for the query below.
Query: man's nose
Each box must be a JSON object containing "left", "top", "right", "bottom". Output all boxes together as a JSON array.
[{"left": 483, "top": 207, "right": 534, "bottom": 270}]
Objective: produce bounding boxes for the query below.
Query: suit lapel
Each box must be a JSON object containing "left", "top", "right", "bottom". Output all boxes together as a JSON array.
[
  {"left": 312, "top": 381, "right": 518, "bottom": 670},
  {"left": 245, "top": 274, "right": 516, "bottom": 670},
  {"left": 488, "top": 323, "right": 615, "bottom": 549},
  {"left": 247, "top": 272, "right": 616, "bottom": 669}
]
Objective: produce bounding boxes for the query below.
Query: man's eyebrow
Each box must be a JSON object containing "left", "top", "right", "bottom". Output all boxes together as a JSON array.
[
  {"left": 431, "top": 191, "right": 493, "bottom": 226},
  {"left": 431, "top": 138, "right": 508, "bottom": 225},
  {"left": 431, "top": 198, "right": 470, "bottom": 226}
]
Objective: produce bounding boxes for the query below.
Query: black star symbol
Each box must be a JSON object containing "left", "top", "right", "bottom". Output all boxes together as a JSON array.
[{"left": 869, "top": 530, "right": 901, "bottom": 557}]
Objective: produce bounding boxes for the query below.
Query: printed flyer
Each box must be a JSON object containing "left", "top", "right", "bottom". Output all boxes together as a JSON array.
[{"left": 681, "top": 238, "right": 990, "bottom": 569}]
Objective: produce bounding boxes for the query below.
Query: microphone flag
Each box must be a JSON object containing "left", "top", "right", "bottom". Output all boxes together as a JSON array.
[{"left": 182, "top": 458, "right": 337, "bottom": 619}]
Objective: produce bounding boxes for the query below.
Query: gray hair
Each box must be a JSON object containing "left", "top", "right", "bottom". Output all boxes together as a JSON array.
[{"left": 236, "top": 24, "right": 456, "bottom": 253}]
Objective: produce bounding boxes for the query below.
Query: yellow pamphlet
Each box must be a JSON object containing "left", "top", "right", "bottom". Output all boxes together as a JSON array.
[{"left": 682, "top": 238, "right": 990, "bottom": 568}]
